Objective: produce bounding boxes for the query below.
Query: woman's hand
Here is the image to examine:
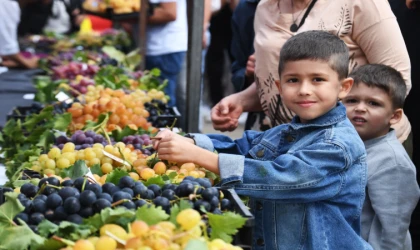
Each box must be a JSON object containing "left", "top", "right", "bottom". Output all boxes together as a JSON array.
[{"left": 211, "top": 93, "right": 244, "bottom": 132}]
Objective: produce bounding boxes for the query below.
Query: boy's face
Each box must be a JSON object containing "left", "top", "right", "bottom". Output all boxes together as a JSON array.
[
  {"left": 343, "top": 82, "right": 402, "bottom": 141},
  {"left": 276, "top": 59, "right": 352, "bottom": 123}
]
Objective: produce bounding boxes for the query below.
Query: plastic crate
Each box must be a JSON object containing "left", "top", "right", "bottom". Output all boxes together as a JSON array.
[
  {"left": 148, "top": 106, "right": 182, "bottom": 128},
  {"left": 219, "top": 188, "right": 254, "bottom": 250},
  {"left": 6, "top": 106, "right": 32, "bottom": 121}
]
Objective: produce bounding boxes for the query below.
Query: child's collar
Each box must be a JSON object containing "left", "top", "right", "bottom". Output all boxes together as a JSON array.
[{"left": 289, "top": 103, "right": 347, "bottom": 130}]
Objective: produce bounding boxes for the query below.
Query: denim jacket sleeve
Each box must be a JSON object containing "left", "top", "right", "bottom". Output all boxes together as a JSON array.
[
  {"left": 194, "top": 132, "right": 351, "bottom": 203},
  {"left": 192, "top": 131, "right": 264, "bottom": 182}
]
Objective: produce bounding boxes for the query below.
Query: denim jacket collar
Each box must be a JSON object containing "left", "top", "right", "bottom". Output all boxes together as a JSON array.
[{"left": 289, "top": 102, "right": 347, "bottom": 130}]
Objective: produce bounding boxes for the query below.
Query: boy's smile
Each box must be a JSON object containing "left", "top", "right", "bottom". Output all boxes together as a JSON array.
[
  {"left": 277, "top": 60, "right": 352, "bottom": 123},
  {"left": 343, "top": 82, "right": 401, "bottom": 141}
]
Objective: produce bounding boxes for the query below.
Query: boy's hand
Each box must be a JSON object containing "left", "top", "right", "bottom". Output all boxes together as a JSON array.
[
  {"left": 152, "top": 129, "right": 194, "bottom": 150},
  {"left": 155, "top": 133, "right": 199, "bottom": 163}
]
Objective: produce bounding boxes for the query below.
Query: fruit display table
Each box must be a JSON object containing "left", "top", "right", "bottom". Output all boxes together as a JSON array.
[{"left": 0, "top": 28, "right": 253, "bottom": 250}]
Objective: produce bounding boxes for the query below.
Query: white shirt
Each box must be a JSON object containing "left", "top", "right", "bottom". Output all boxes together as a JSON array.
[
  {"left": 43, "top": 0, "right": 71, "bottom": 34},
  {"left": 146, "top": 0, "right": 188, "bottom": 56},
  {"left": 0, "top": 0, "right": 20, "bottom": 56}
]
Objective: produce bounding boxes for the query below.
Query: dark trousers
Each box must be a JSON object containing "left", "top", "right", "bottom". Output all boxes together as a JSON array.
[
  {"left": 205, "top": 4, "right": 234, "bottom": 106},
  {"left": 389, "top": 1, "right": 420, "bottom": 248},
  {"left": 145, "top": 52, "right": 186, "bottom": 107}
]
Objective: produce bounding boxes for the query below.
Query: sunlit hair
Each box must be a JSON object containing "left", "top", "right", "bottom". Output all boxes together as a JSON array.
[{"left": 278, "top": 31, "right": 349, "bottom": 79}]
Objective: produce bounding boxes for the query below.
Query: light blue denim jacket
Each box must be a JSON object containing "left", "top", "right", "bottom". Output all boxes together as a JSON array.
[{"left": 193, "top": 103, "right": 372, "bottom": 250}]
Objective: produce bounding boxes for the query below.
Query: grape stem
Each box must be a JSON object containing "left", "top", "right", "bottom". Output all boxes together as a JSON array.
[
  {"left": 111, "top": 199, "right": 129, "bottom": 207},
  {"left": 34, "top": 182, "right": 48, "bottom": 198},
  {"left": 46, "top": 184, "right": 62, "bottom": 190},
  {"left": 101, "top": 127, "right": 112, "bottom": 146},
  {"left": 81, "top": 178, "right": 87, "bottom": 192},
  {"left": 52, "top": 235, "right": 75, "bottom": 246}
]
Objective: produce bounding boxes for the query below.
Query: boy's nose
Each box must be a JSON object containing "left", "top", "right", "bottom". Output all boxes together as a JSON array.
[
  {"left": 355, "top": 103, "right": 367, "bottom": 112},
  {"left": 298, "top": 82, "right": 312, "bottom": 95}
]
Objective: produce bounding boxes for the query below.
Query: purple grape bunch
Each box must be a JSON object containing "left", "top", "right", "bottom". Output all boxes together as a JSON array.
[
  {"left": 69, "top": 78, "right": 94, "bottom": 96},
  {"left": 55, "top": 130, "right": 110, "bottom": 150},
  {"left": 121, "top": 134, "right": 153, "bottom": 155}
]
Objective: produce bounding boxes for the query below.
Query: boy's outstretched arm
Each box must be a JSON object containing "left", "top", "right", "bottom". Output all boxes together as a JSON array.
[{"left": 152, "top": 130, "right": 220, "bottom": 174}]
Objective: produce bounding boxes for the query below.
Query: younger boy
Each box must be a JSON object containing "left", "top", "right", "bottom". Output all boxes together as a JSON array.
[
  {"left": 343, "top": 64, "right": 420, "bottom": 250},
  {"left": 153, "top": 31, "right": 372, "bottom": 249}
]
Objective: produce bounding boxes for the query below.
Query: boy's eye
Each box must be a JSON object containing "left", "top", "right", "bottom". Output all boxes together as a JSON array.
[
  {"left": 286, "top": 78, "right": 299, "bottom": 83},
  {"left": 343, "top": 98, "right": 357, "bottom": 104},
  {"left": 368, "top": 101, "right": 380, "bottom": 106},
  {"left": 313, "top": 77, "right": 325, "bottom": 82}
]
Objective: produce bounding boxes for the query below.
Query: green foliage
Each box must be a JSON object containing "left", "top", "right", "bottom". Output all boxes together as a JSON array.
[
  {"left": 105, "top": 169, "right": 129, "bottom": 185},
  {"left": 207, "top": 211, "right": 247, "bottom": 243},
  {"left": 169, "top": 200, "right": 193, "bottom": 225},
  {"left": 135, "top": 205, "right": 169, "bottom": 225},
  {"left": 59, "top": 160, "right": 89, "bottom": 180}
]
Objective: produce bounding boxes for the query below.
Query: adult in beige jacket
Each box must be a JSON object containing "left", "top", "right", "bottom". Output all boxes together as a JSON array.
[{"left": 211, "top": 0, "right": 411, "bottom": 142}]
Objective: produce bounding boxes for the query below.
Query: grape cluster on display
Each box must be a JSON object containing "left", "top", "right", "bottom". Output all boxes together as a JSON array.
[
  {"left": 13, "top": 175, "right": 232, "bottom": 234},
  {"left": 55, "top": 130, "right": 109, "bottom": 150},
  {"left": 122, "top": 134, "right": 152, "bottom": 154},
  {"left": 69, "top": 78, "right": 95, "bottom": 95},
  {"left": 52, "top": 62, "right": 99, "bottom": 80}
]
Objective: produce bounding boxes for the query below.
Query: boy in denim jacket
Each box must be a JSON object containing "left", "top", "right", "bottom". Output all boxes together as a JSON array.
[
  {"left": 343, "top": 64, "right": 420, "bottom": 250},
  {"left": 153, "top": 31, "right": 372, "bottom": 250}
]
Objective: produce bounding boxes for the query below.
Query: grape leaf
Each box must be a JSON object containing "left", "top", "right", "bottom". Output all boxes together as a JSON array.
[
  {"left": 54, "top": 221, "right": 95, "bottom": 241},
  {"left": 111, "top": 126, "right": 136, "bottom": 142},
  {"left": 162, "top": 172, "right": 177, "bottom": 182},
  {"left": 136, "top": 205, "right": 169, "bottom": 225},
  {"left": 59, "top": 160, "right": 89, "bottom": 180},
  {"left": 0, "top": 192, "right": 24, "bottom": 227},
  {"left": 12, "top": 178, "right": 40, "bottom": 188},
  {"left": 169, "top": 199, "right": 193, "bottom": 225},
  {"left": 207, "top": 211, "right": 247, "bottom": 243},
  {"left": 83, "top": 207, "right": 135, "bottom": 230},
  {"left": 32, "top": 238, "right": 65, "bottom": 250},
  {"left": 0, "top": 222, "right": 45, "bottom": 250},
  {"left": 184, "top": 239, "right": 209, "bottom": 250},
  {"left": 102, "top": 46, "right": 125, "bottom": 62},
  {"left": 90, "top": 164, "right": 103, "bottom": 176},
  {"left": 143, "top": 175, "right": 166, "bottom": 187},
  {"left": 36, "top": 130, "right": 55, "bottom": 150},
  {"left": 53, "top": 113, "right": 72, "bottom": 131},
  {"left": 23, "top": 106, "right": 54, "bottom": 131},
  {"left": 38, "top": 220, "right": 58, "bottom": 237},
  {"left": 106, "top": 169, "right": 129, "bottom": 185}
]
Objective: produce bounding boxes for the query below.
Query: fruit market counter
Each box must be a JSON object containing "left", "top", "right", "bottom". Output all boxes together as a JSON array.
[{"left": 0, "top": 29, "right": 254, "bottom": 250}]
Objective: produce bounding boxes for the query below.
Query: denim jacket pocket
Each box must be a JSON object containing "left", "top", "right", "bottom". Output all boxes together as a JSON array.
[{"left": 249, "top": 141, "right": 277, "bottom": 161}]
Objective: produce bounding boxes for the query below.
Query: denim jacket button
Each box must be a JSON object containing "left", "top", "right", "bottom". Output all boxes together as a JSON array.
[
  {"left": 257, "top": 238, "right": 265, "bottom": 246},
  {"left": 257, "top": 202, "right": 263, "bottom": 210},
  {"left": 256, "top": 149, "right": 264, "bottom": 157},
  {"left": 287, "top": 135, "right": 295, "bottom": 142}
]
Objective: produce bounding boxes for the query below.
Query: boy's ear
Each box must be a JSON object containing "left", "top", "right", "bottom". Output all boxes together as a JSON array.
[
  {"left": 390, "top": 108, "right": 403, "bottom": 125},
  {"left": 338, "top": 77, "right": 354, "bottom": 100},
  {"left": 275, "top": 80, "right": 282, "bottom": 95}
]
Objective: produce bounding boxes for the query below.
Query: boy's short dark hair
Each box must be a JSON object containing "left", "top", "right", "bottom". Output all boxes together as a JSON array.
[
  {"left": 278, "top": 31, "right": 349, "bottom": 79},
  {"left": 349, "top": 64, "right": 406, "bottom": 109}
]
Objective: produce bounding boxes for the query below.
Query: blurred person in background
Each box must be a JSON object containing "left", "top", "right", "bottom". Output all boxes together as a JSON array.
[
  {"left": 18, "top": 0, "right": 84, "bottom": 35},
  {"left": 0, "top": 0, "right": 39, "bottom": 70},
  {"left": 211, "top": 0, "right": 411, "bottom": 145},
  {"left": 145, "top": 0, "right": 187, "bottom": 108},
  {"left": 230, "top": 0, "right": 266, "bottom": 131},
  {"left": 389, "top": 0, "right": 420, "bottom": 248},
  {"left": 205, "top": 0, "right": 235, "bottom": 107}
]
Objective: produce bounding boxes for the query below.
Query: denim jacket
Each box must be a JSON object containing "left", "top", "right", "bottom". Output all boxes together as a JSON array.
[{"left": 193, "top": 103, "right": 372, "bottom": 250}]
